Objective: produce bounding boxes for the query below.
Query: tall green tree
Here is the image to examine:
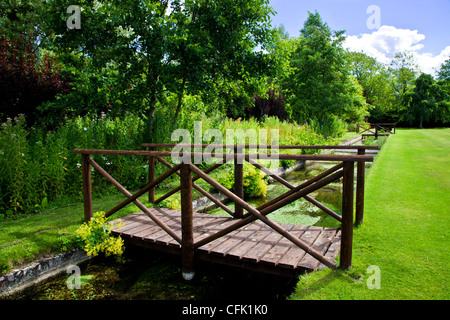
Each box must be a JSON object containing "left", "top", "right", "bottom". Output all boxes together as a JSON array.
[
  {"left": 346, "top": 51, "right": 397, "bottom": 122},
  {"left": 403, "top": 73, "right": 450, "bottom": 127},
  {"left": 437, "top": 57, "right": 450, "bottom": 82},
  {"left": 43, "top": 0, "right": 277, "bottom": 139},
  {"left": 283, "top": 11, "right": 368, "bottom": 134},
  {"left": 389, "top": 51, "right": 419, "bottom": 115}
]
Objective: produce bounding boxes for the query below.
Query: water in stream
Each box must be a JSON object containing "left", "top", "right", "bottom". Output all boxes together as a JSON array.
[
  {"left": 207, "top": 162, "right": 343, "bottom": 229},
  {"left": 6, "top": 163, "right": 344, "bottom": 301}
]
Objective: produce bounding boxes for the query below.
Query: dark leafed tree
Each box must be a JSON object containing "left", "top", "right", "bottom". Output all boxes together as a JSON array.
[
  {"left": 0, "top": 33, "right": 70, "bottom": 126},
  {"left": 403, "top": 73, "right": 450, "bottom": 128}
]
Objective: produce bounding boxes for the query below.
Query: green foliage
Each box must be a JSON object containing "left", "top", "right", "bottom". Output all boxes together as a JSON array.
[
  {"left": 437, "top": 57, "right": 450, "bottom": 82},
  {"left": 363, "top": 136, "right": 388, "bottom": 148},
  {"left": 75, "top": 211, "right": 125, "bottom": 259},
  {"left": 309, "top": 115, "right": 348, "bottom": 139},
  {"left": 242, "top": 164, "right": 268, "bottom": 198},
  {"left": 282, "top": 12, "right": 369, "bottom": 136},
  {"left": 346, "top": 51, "right": 397, "bottom": 123},
  {"left": 0, "top": 256, "right": 9, "bottom": 275},
  {"left": 217, "top": 163, "right": 268, "bottom": 198},
  {"left": 159, "top": 198, "right": 181, "bottom": 211},
  {"left": 0, "top": 113, "right": 147, "bottom": 218},
  {"left": 42, "top": 0, "right": 278, "bottom": 133},
  {"left": 0, "top": 111, "right": 331, "bottom": 217},
  {"left": 403, "top": 73, "right": 450, "bottom": 127},
  {"left": 0, "top": 114, "right": 39, "bottom": 215}
]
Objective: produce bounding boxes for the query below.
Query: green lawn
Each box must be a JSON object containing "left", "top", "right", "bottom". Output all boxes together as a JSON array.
[{"left": 289, "top": 128, "right": 450, "bottom": 300}]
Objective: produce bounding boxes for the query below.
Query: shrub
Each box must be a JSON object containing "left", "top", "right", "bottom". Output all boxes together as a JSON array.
[
  {"left": 309, "top": 115, "right": 348, "bottom": 138},
  {"left": 0, "top": 114, "right": 40, "bottom": 215},
  {"left": 249, "top": 89, "right": 288, "bottom": 121},
  {"left": 159, "top": 198, "right": 181, "bottom": 210},
  {"left": 242, "top": 164, "right": 268, "bottom": 198},
  {"left": 217, "top": 163, "right": 268, "bottom": 198},
  {"left": 75, "top": 211, "right": 125, "bottom": 259}
]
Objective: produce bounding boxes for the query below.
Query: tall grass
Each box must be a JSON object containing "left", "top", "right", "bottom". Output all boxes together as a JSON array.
[
  {"left": 0, "top": 113, "right": 333, "bottom": 218},
  {"left": 0, "top": 113, "right": 146, "bottom": 218}
]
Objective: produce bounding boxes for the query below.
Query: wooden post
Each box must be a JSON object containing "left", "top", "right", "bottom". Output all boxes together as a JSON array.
[
  {"left": 180, "top": 162, "right": 194, "bottom": 280},
  {"left": 148, "top": 147, "right": 155, "bottom": 203},
  {"left": 355, "top": 149, "right": 365, "bottom": 226},
  {"left": 340, "top": 161, "right": 354, "bottom": 269},
  {"left": 234, "top": 161, "right": 244, "bottom": 219},
  {"left": 81, "top": 154, "right": 93, "bottom": 222},
  {"left": 234, "top": 146, "right": 244, "bottom": 219}
]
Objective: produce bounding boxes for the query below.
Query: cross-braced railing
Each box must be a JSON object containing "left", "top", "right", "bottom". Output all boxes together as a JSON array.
[
  {"left": 357, "top": 123, "right": 396, "bottom": 139},
  {"left": 73, "top": 143, "right": 377, "bottom": 276}
]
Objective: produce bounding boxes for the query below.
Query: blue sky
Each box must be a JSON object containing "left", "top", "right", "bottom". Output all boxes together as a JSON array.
[{"left": 268, "top": 0, "right": 450, "bottom": 75}]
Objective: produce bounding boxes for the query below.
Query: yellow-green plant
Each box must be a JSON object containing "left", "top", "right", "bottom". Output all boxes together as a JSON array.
[
  {"left": 242, "top": 163, "right": 268, "bottom": 198},
  {"left": 75, "top": 211, "right": 125, "bottom": 259},
  {"left": 159, "top": 198, "right": 181, "bottom": 210},
  {"left": 217, "top": 163, "right": 268, "bottom": 198}
]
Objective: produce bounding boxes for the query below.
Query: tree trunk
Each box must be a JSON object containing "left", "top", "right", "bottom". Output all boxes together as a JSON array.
[
  {"left": 145, "top": 92, "right": 157, "bottom": 142},
  {"left": 174, "top": 77, "right": 186, "bottom": 121}
]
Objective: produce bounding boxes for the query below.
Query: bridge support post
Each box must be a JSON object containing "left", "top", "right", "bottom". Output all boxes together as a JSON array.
[
  {"left": 234, "top": 161, "right": 244, "bottom": 219},
  {"left": 234, "top": 145, "right": 244, "bottom": 219},
  {"left": 355, "top": 149, "right": 365, "bottom": 226},
  {"left": 81, "top": 154, "right": 93, "bottom": 222},
  {"left": 148, "top": 147, "right": 155, "bottom": 203},
  {"left": 180, "top": 162, "right": 195, "bottom": 280},
  {"left": 340, "top": 161, "right": 354, "bottom": 270}
]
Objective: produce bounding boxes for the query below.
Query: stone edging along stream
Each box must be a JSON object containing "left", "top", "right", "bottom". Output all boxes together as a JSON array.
[
  {"left": 0, "top": 134, "right": 365, "bottom": 298},
  {"left": 0, "top": 249, "right": 91, "bottom": 297}
]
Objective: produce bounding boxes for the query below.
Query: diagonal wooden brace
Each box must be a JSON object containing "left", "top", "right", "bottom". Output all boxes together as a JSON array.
[
  {"left": 247, "top": 159, "right": 342, "bottom": 222},
  {"left": 189, "top": 163, "right": 338, "bottom": 269},
  {"left": 88, "top": 157, "right": 182, "bottom": 244}
]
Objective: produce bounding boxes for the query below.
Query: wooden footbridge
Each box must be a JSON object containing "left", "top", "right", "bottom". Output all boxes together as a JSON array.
[
  {"left": 73, "top": 144, "right": 377, "bottom": 279},
  {"left": 357, "top": 123, "right": 397, "bottom": 139}
]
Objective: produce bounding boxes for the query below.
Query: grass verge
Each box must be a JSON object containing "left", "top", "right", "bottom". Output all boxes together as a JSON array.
[
  {"left": 0, "top": 192, "right": 155, "bottom": 274},
  {"left": 289, "top": 128, "right": 450, "bottom": 300}
]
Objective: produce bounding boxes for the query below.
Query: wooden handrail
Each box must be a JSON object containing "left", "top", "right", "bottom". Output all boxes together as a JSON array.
[
  {"left": 153, "top": 161, "right": 227, "bottom": 204},
  {"left": 73, "top": 149, "right": 374, "bottom": 162},
  {"left": 104, "top": 162, "right": 182, "bottom": 218},
  {"left": 255, "top": 162, "right": 344, "bottom": 212},
  {"left": 141, "top": 143, "right": 380, "bottom": 150},
  {"left": 191, "top": 165, "right": 344, "bottom": 249}
]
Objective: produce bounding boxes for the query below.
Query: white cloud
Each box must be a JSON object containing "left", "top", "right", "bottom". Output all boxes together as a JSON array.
[{"left": 343, "top": 25, "right": 450, "bottom": 76}]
